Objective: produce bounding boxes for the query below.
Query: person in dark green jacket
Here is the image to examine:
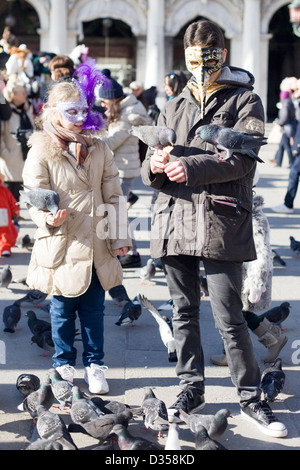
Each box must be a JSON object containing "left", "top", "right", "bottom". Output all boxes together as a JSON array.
[{"left": 141, "top": 19, "right": 287, "bottom": 439}]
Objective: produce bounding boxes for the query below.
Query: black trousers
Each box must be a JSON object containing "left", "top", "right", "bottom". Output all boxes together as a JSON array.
[{"left": 162, "top": 254, "right": 261, "bottom": 407}]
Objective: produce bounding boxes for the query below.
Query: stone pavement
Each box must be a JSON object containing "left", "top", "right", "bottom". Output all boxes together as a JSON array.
[{"left": 0, "top": 140, "right": 299, "bottom": 451}]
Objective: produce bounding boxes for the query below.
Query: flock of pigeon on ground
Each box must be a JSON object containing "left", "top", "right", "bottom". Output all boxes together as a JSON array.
[{"left": 0, "top": 124, "right": 298, "bottom": 449}]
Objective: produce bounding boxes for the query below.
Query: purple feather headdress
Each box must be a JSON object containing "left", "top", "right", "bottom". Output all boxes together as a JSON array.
[{"left": 73, "top": 58, "right": 111, "bottom": 131}]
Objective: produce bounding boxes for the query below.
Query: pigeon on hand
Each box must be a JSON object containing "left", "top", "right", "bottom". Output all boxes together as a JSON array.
[
  {"left": 272, "top": 249, "right": 286, "bottom": 266},
  {"left": 16, "top": 289, "right": 48, "bottom": 307},
  {"left": 257, "top": 302, "right": 291, "bottom": 330},
  {"left": 109, "top": 424, "right": 163, "bottom": 450},
  {"left": 139, "top": 258, "right": 156, "bottom": 284},
  {"left": 195, "top": 124, "right": 266, "bottom": 163},
  {"left": 139, "top": 294, "right": 177, "bottom": 362},
  {"left": 31, "top": 331, "right": 54, "bottom": 357},
  {"left": 19, "top": 187, "right": 60, "bottom": 215},
  {"left": 179, "top": 408, "right": 231, "bottom": 440},
  {"left": 3, "top": 302, "right": 21, "bottom": 333},
  {"left": 0, "top": 265, "right": 12, "bottom": 289},
  {"left": 108, "top": 284, "right": 130, "bottom": 306},
  {"left": 115, "top": 295, "right": 142, "bottom": 326},
  {"left": 136, "top": 387, "right": 169, "bottom": 435},
  {"left": 164, "top": 423, "right": 181, "bottom": 450},
  {"left": 36, "top": 405, "right": 77, "bottom": 450},
  {"left": 49, "top": 368, "right": 73, "bottom": 409},
  {"left": 18, "top": 375, "right": 55, "bottom": 420},
  {"left": 16, "top": 373, "right": 40, "bottom": 398},
  {"left": 261, "top": 358, "right": 285, "bottom": 402},
  {"left": 289, "top": 236, "right": 300, "bottom": 254},
  {"left": 195, "top": 424, "right": 227, "bottom": 450},
  {"left": 129, "top": 126, "right": 176, "bottom": 154},
  {"left": 26, "top": 438, "right": 63, "bottom": 450}
]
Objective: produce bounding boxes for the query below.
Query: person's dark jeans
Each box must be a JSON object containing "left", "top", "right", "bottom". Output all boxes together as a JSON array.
[
  {"left": 162, "top": 255, "right": 261, "bottom": 407},
  {"left": 284, "top": 155, "right": 300, "bottom": 209},
  {"left": 50, "top": 266, "right": 105, "bottom": 368},
  {"left": 275, "top": 133, "right": 294, "bottom": 167}
]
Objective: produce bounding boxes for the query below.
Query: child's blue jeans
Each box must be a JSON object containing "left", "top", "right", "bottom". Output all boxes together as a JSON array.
[{"left": 50, "top": 265, "right": 106, "bottom": 368}]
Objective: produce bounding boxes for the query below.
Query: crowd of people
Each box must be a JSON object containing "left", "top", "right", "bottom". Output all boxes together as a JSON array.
[{"left": 0, "top": 19, "right": 297, "bottom": 443}]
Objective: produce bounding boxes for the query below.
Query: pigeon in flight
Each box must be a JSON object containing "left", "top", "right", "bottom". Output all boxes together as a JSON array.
[
  {"left": 115, "top": 295, "right": 142, "bottom": 326},
  {"left": 261, "top": 358, "right": 285, "bottom": 402},
  {"left": 139, "top": 294, "right": 177, "bottom": 362},
  {"left": 3, "top": 302, "right": 21, "bottom": 333},
  {"left": 19, "top": 187, "right": 60, "bottom": 215},
  {"left": 129, "top": 125, "right": 176, "bottom": 154},
  {"left": 196, "top": 124, "right": 266, "bottom": 163},
  {"left": 257, "top": 302, "right": 291, "bottom": 330},
  {"left": 0, "top": 265, "right": 12, "bottom": 289}
]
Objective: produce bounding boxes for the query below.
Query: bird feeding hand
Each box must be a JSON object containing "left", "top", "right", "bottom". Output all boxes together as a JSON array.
[
  {"left": 46, "top": 209, "right": 67, "bottom": 227},
  {"left": 150, "top": 149, "right": 187, "bottom": 183}
]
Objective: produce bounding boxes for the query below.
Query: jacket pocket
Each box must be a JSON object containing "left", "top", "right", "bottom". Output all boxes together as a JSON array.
[
  {"left": 203, "top": 194, "right": 253, "bottom": 260},
  {"left": 33, "top": 229, "right": 67, "bottom": 268}
]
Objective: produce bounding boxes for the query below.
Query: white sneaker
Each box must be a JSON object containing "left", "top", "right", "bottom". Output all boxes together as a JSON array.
[
  {"left": 84, "top": 364, "right": 109, "bottom": 394},
  {"left": 1, "top": 250, "right": 11, "bottom": 257},
  {"left": 271, "top": 204, "right": 294, "bottom": 214},
  {"left": 55, "top": 364, "right": 76, "bottom": 383}
]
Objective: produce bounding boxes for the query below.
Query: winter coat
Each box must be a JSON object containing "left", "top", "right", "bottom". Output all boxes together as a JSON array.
[
  {"left": 241, "top": 195, "right": 272, "bottom": 312},
  {"left": 103, "top": 93, "right": 152, "bottom": 179},
  {"left": 22, "top": 131, "right": 132, "bottom": 296},
  {"left": 141, "top": 66, "right": 265, "bottom": 262},
  {"left": 0, "top": 102, "right": 34, "bottom": 182}
]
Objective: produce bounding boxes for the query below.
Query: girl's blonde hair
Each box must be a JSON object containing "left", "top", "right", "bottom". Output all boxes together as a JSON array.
[{"left": 41, "top": 80, "right": 80, "bottom": 124}]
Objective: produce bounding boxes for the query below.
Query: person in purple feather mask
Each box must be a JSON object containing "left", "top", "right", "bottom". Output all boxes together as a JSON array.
[{"left": 22, "top": 60, "right": 132, "bottom": 394}]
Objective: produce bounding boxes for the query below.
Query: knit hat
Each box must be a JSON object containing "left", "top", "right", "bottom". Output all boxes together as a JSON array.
[
  {"left": 280, "top": 90, "right": 290, "bottom": 100},
  {"left": 98, "top": 69, "right": 124, "bottom": 99}
]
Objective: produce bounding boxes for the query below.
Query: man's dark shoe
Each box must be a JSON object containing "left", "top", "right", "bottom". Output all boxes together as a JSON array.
[
  {"left": 167, "top": 387, "right": 205, "bottom": 423},
  {"left": 241, "top": 400, "right": 287, "bottom": 438},
  {"left": 119, "top": 253, "right": 141, "bottom": 268},
  {"left": 127, "top": 192, "right": 139, "bottom": 208}
]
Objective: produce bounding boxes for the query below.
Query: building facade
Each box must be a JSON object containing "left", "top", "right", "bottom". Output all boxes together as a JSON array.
[{"left": 2, "top": 0, "right": 300, "bottom": 120}]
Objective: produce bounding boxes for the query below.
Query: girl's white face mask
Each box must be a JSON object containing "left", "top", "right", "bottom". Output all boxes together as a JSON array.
[{"left": 185, "top": 46, "right": 224, "bottom": 118}]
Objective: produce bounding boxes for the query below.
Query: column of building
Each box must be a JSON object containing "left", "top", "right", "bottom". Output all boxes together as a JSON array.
[{"left": 49, "top": 0, "right": 67, "bottom": 55}]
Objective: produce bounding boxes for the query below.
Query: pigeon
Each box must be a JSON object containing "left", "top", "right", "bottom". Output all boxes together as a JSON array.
[
  {"left": 70, "top": 386, "right": 104, "bottom": 425},
  {"left": 257, "top": 302, "right": 291, "bottom": 329},
  {"left": 26, "top": 438, "right": 63, "bottom": 450},
  {"left": 16, "top": 289, "right": 48, "bottom": 307},
  {"left": 90, "top": 395, "right": 131, "bottom": 416},
  {"left": 109, "top": 424, "right": 163, "bottom": 450},
  {"left": 272, "top": 249, "right": 286, "bottom": 266},
  {"left": 31, "top": 331, "right": 54, "bottom": 356},
  {"left": 129, "top": 125, "right": 176, "bottom": 153},
  {"left": 289, "top": 236, "right": 300, "bottom": 253},
  {"left": 16, "top": 373, "right": 40, "bottom": 397},
  {"left": 108, "top": 284, "right": 130, "bottom": 305},
  {"left": 115, "top": 295, "right": 142, "bottom": 326},
  {"left": 19, "top": 187, "right": 60, "bottom": 215},
  {"left": 36, "top": 405, "right": 77, "bottom": 450},
  {"left": 261, "top": 358, "right": 285, "bottom": 402},
  {"left": 139, "top": 258, "right": 156, "bottom": 284},
  {"left": 136, "top": 387, "right": 169, "bottom": 435},
  {"left": 3, "top": 302, "right": 21, "bottom": 333},
  {"left": 195, "top": 424, "right": 227, "bottom": 450},
  {"left": 49, "top": 368, "right": 73, "bottom": 409},
  {"left": 17, "top": 233, "right": 33, "bottom": 250},
  {"left": 18, "top": 375, "right": 55, "bottom": 419},
  {"left": 195, "top": 124, "right": 266, "bottom": 163},
  {"left": 0, "top": 265, "right": 12, "bottom": 289},
  {"left": 139, "top": 294, "right": 177, "bottom": 362},
  {"left": 179, "top": 408, "right": 231, "bottom": 440},
  {"left": 26, "top": 310, "right": 51, "bottom": 336},
  {"left": 164, "top": 423, "right": 181, "bottom": 450},
  {"left": 68, "top": 409, "right": 133, "bottom": 443}
]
